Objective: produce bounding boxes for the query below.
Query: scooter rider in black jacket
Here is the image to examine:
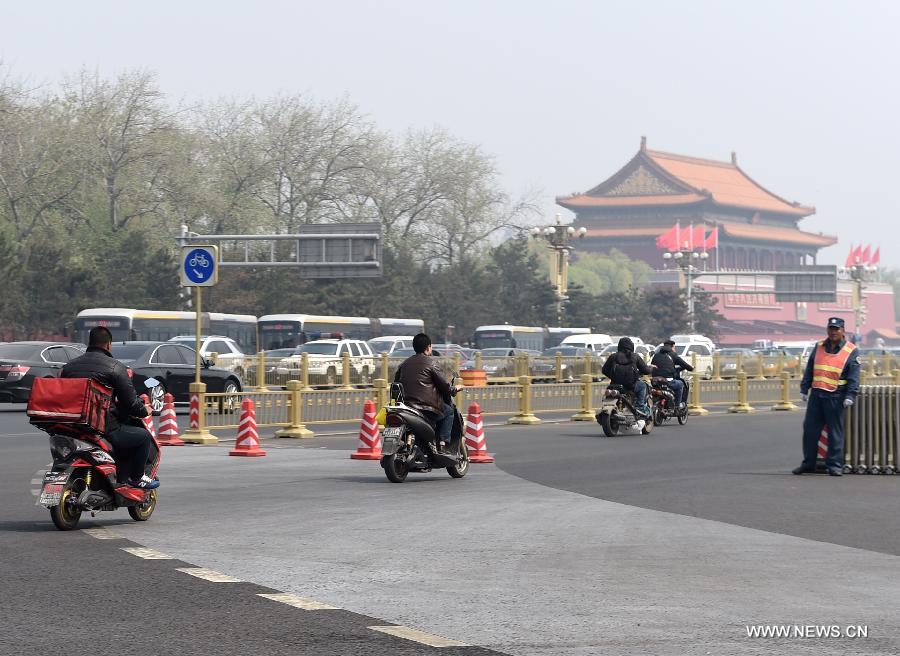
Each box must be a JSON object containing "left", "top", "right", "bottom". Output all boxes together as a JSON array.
[
  {"left": 651, "top": 339, "right": 694, "bottom": 409},
  {"left": 601, "top": 337, "right": 654, "bottom": 418},
  {"left": 61, "top": 327, "right": 160, "bottom": 490}
]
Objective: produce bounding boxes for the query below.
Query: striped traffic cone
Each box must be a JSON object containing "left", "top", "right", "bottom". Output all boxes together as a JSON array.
[
  {"left": 350, "top": 399, "right": 382, "bottom": 460},
  {"left": 229, "top": 397, "right": 267, "bottom": 457},
  {"left": 139, "top": 394, "right": 156, "bottom": 438},
  {"left": 464, "top": 402, "right": 494, "bottom": 463},
  {"left": 816, "top": 425, "right": 828, "bottom": 472},
  {"left": 157, "top": 393, "right": 185, "bottom": 446}
]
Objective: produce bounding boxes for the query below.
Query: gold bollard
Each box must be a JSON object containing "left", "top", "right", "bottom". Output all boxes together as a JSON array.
[
  {"left": 373, "top": 378, "right": 389, "bottom": 414},
  {"left": 736, "top": 352, "right": 744, "bottom": 378},
  {"left": 276, "top": 380, "right": 314, "bottom": 438},
  {"left": 255, "top": 351, "right": 268, "bottom": 390},
  {"left": 688, "top": 352, "right": 709, "bottom": 416},
  {"left": 475, "top": 351, "right": 483, "bottom": 371},
  {"left": 571, "top": 373, "right": 595, "bottom": 421},
  {"left": 583, "top": 351, "right": 593, "bottom": 381},
  {"left": 555, "top": 352, "right": 563, "bottom": 383},
  {"left": 892, "top": 369, "right": 900, "bottom": 387},
  {"left": 380, "top": 352, "right": 389, "bottom": 382},
  {"left": 772, "top": 371, "right": 798, "bottom": 411},
  {"left": 183, "top": 382, "right": 218, "bottom": 444},
  {"left": 712, "top": 353, "right": 723, "bottom": 381},
  {"left": 728, "top": 372, "right": 755, "bottom": 413},
  {"left": 777, "top": 352, "right": 785, "bottom": 377},
  {"left": 882, "top": 353, "right": 892, "bottom": 378},
  {"left": 868, "top": 356, "right": 877, "bottom": 379},
  {"left": 508, "top": 375, "right": 541, "bottom": 425},
  {"left": 339, "top": 351, "right": 353, "bottom": 390},
  {"left": 755, "top": 353, "right": 766, "bottom": 380},
  {"left": 300, "top": 353, "right": 312, "bottom": 391}
]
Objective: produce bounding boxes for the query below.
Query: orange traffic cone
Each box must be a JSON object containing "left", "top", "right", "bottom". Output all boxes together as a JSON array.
[
  {"left": 350, "top": 399, "right": 382, "bottom": 460},
  {"left": 139, "top": 394, "right": 156, "bottom": 439},
  {"left": 229, "top": 397, "right": 267, "bottom": 457},
  {"left": 157, "top": 393, "right": 185, "bottom": 446},
  {"left": 464, "top": 402, "right": 494, "bottom": 463}
]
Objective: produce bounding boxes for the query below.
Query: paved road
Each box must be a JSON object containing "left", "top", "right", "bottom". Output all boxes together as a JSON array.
[{"left": 2, "top": 405, "right": 899, "bottom": 655}]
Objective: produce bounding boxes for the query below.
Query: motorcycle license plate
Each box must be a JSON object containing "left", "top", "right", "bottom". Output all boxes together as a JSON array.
[
  {"left": 38, "top": 483, "right": 64, "bottom": 507},
  {"left": 382, "top": 427, "right": 402, "bottom": 438}
]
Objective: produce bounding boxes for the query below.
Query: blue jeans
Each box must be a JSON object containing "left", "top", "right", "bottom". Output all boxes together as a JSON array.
[
  {"left": 801, "top": 390, "right": 846, "bottom": 472},
  {"left": 633, "top": 381, "right": 649, "bottom": 416},
  {"left": 667, "top": 378, "right": 685, "bottom": 406},
  {"left": 424, "top": 402, "right": 454, "bottom": 442}
]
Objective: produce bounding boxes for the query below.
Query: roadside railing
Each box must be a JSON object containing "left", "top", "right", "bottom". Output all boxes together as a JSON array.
[{"left": 844, "top": 385, "right": 900, "bottom": 474}]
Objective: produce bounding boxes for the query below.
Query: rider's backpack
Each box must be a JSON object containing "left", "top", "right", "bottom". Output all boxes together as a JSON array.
[{"left": 27, "top": 378, "right": 113, "bottom": 435}]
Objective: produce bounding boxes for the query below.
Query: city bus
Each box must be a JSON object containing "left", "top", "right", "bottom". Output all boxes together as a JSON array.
[
  {"left": 472, "top": 325, "right": 590, "bottom": 351},
  {"left": 257, "top": 314, "right": 424, "bottom": 350},
  {"left": 73, "top": 308, "right": 258, "bottom": 354}
]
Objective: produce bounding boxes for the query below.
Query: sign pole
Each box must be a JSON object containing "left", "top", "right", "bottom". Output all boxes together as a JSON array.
[{"left": 195, "top": 286, "right": 202, "bottom": 384}]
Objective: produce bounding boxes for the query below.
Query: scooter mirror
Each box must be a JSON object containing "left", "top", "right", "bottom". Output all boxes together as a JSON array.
[{"left": 144, "top": 377, "right": 161, "bottom": 389}]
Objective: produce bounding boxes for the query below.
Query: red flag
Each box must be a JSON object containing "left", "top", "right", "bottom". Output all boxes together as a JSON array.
[
  {"left": 655, "top": 224, "right": 677, "bottom": 251},
  {"left": 692, "top": 225, "right": 706, "bottom": 250},
  {"left": 871, "top": 246, "right": 880, "bottom": 266},
  {"left": 844, "top": 244, "right": 855, "bottom": 267},
  {"left": 703, "top": 227, "right": 718, "bottom": 250},
  {"left": 860, "top": 244, "right": 872, "bottom": 265}
]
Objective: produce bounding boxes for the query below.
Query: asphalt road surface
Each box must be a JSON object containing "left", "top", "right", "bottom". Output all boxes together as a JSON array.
[{"left": 2, "top": 404, "right": 899, "bottom": 656}]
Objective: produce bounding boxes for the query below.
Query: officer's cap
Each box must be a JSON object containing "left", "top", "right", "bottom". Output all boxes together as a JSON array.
[{"left": 826, "top": 317, "right": 845, "bottom": 328}]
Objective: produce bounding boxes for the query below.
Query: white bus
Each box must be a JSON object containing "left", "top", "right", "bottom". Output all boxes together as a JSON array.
[
  {"left": 257, "top": 314, "right": 424, "bottom": 350},
  {"left": 472, "top": 325, "right": 590, "bottom": 351},
  {"left": 73, "top": 308, "right": 258, "bottom": 354}
]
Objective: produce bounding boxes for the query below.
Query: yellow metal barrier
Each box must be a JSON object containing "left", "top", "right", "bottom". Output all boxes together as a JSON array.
[
  {"left": 728, "top": 372, "right": 754, "bottom": 413},
  {"left": 845, "top": 385, "right": 899, "bottom": 474}
]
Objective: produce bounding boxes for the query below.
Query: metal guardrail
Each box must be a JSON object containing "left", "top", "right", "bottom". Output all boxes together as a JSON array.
[{"left": 844, "top": 385, "right": 900, "bottom": 474}]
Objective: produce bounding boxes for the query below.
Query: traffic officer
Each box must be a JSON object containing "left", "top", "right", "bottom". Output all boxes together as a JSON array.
[{"left": 793, "top": 317, "right": 860, "bottom": 476}]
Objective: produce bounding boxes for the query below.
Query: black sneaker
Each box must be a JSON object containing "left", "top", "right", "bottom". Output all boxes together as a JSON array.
[
  {"left": 828, "top": 468, "right": 843, "bottom": 477},
  {"left": 792, "top": 466, "right": 814, "bottom": 475}
]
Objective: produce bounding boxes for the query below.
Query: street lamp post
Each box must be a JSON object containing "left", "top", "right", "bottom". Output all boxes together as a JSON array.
[
  {"left": 839, "top": 260, "right": 878, "bottom": 342},
  {"left": 531, "top": 214, "right": 588, "bottom": 324},
  {"left": 663, "top": 246, "right": 710, "bottom": 332}
]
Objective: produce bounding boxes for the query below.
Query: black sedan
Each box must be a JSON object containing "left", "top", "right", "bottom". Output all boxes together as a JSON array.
[
  {"left": 111, "top": 342, "right": 243, "bottom": 413},
  {"left": 0, "top": 342, "right": 86, "bottom": 403}
]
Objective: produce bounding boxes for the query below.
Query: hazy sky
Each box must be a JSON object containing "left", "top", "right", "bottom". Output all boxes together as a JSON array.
[{"left": 3, "top": 1, "right": 897, "bottom": 266}]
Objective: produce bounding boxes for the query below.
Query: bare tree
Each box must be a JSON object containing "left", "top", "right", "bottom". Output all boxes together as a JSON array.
[{"left": 64, "top": 69, "right": 176, "bottom": 231}]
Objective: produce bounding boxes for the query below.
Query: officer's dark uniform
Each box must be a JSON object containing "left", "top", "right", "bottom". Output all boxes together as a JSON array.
[{"left": 798, "top": 317, "right": 860, "bottom": 475}]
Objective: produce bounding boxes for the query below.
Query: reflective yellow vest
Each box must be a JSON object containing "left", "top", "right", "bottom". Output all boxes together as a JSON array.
[{"left": 811, "top": 340, "right": 855, "bottom": 392}]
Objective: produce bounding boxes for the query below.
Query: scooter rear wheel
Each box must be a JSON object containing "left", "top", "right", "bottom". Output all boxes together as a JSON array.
[
  {"left": 128, "top": 490, "right": 157, "bottom": 521},
  {"left": 50, "top": 477, "right": 86, "bottom": 531},
  {"left": 600, "top": 411, "right": 619, "bottom": 437},
  {"left": 382, "top": 454, "right": 408, "bottom": 483},
  {"left": 678, "top": 406, "right": 689, "bottom": 425}
]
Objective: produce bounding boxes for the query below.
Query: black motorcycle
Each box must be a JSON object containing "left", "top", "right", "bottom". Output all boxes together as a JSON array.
[
  {"left": 650, "top": 374, "right": 689, "bottom": 426},
  {"left": 595, "top": 383, "right": 653, "bottom": 436},
  {"left": 379, "top": 377, "right": 470, "bottom": 483}
]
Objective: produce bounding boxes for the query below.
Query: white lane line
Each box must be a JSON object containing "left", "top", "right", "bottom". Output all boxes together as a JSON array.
[
  {"left": 121, "top": 547, "right": 172, "bottom": 559},
  {"left": 257, "top": 593, "right": 338, "bottom": 610},
  {"left": 176, "top": 567, "right": 241, "bottom": 583},
  {"left": 368, "top": 625, "right": 469, "bottom": 648},
  {"left": 84, "top": 528, "right": 122, "bottom": 540}
]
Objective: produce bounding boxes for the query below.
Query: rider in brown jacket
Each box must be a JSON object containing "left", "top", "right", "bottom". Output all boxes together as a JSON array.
[{"left": 394, "top": 333, "right": 461, "bottom": 452}]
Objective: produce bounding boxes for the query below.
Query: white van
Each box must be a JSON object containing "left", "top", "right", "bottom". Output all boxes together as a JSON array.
[
  {"left": 662, "top": 334, "right": 716, "bottom": 378},
  {"left": 560, "top": 333, "right": 613, "bottom": 351}
]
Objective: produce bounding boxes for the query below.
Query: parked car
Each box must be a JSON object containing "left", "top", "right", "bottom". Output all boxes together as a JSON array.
[
  {"left": 367, "top": 336, "right": 415, "bottom": 355},
  {"left": 476, "top": 347, "right": 533, "bottom": 380},
  {"left": 278, "top": 339, "right": 375, "bottom": 386},
  {"left": 857, "top": 347, "right": 892, "bottom": 376},
  {"left": 716, "top": 348, "right": 763, "bottom": 377},
  {"left": 753, "top": 347, "right": 801, "bottom": 375},
  {"left": 110, "top": 341, "right": 243, "bottom": 413},
  {"left": 0, "top": 342, "right": 86, "bottom": 403},
  {"left": 168, "top": 335, "right": 247, "bottom": 374}
]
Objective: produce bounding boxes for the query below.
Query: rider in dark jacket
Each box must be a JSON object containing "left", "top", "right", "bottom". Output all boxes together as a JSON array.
[
  {"left": 650, "top": 339, "right": 693, "bottom": 408},
  {"left": 601, "top": 337, "right": 653, "bottom": 418},
  {"left": 394, "top": 333, "right": 461, "bottom": 453},
  {"left": 61, "top": 327, "right": 159, "bottom": 489}
]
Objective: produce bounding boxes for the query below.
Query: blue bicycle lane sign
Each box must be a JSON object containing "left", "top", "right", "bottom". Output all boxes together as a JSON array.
[{"left": 181, "top": 245, "right": 219, "bottom": 286}]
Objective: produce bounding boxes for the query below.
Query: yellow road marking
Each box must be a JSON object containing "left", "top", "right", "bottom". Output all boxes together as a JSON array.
[
  {"left": 368, "top": 625, "right": 469, "bottom": 647},
  {"left": 121, "top": 547, "right": 171, "bottom": 559},
  {"left": 257, "top": 593, "right": 338, "bottom": 610},
  {"left": 176, "top": 567, "right": 241, "bottom": 582}
]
